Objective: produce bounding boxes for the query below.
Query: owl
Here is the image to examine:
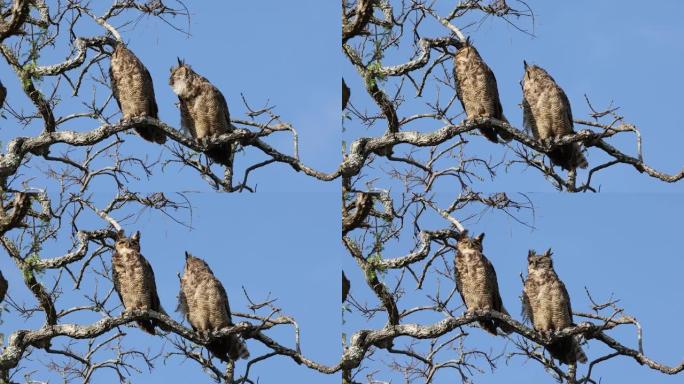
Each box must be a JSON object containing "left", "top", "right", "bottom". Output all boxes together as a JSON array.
[
  {"left": 453, "top": 39, "right": 512, "bottom": 143},
  {"left": 109, "top": 43, "right": 166, "bottom": 144},
  {"left": 112, "top": 231, "right": 167, "bottom": 335},
  {"left": 522, "top": 249, "right": 587, "bottom": 364},
  {"left": 169, "top": 59, "right": 233, "bottom": 166},
  {"left": 454, "top": 232, "right": 512, "bottom": 335},
  {"left": 178, "top": 252, "right": 249, "bottom": 361},
  {"left": 521, "top": 62, "right": 588, "bottom": 171},
  {"left": 0, "top": 270, "right": 7, "bottom": 304}
]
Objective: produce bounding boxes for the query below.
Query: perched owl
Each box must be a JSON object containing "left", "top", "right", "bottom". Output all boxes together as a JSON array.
[
  {"left": 454, "top": 232, "right": 512, "bottom": 335},
  {"left": 521, "top": 62, "right": 588, "bottom": 171},
  {"left": 0, "top": 270, "right": 7, "bottom": 304},
  {"left": 169, "top": 59, "right": 233, "bottom": 166},
  {"left": 109, "top": 43, "right": 166, "bottom": 144},
  {"left": 342, "top": 78, "right": 350, "bottom": 110},
  {"left": 112, "top": 231, "right": 167, "bottom": 335},
  {"left": 453, "top": 39, "right": 512, "bottom": 143},
  {"left": 178, "top": 252, "right": 249, "bottom": 361},
  {"left": 522, "top": 249, "right": 587, "bottom": 364}
]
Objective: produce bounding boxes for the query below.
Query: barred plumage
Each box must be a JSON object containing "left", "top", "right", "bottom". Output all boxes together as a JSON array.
[
  {"left": 522, "top": 249, "right": 587, "bottom": 364},
  {"left": 521, "top": 62, "right": 588, "bottom": 170}
]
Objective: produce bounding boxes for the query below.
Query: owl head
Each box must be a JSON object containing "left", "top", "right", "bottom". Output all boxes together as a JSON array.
[
  {"left": 169, "top": 58, "right": 197, "bottom": 98},
  {"left": 522, "top": 61, "right": 555, "bottom": 84},
  {"left": 114, "top": 230, "right": 141, "bottom": 253},
  {"left": 184, "top": 251, "right": 214, "bottom": 275},
  {"left": 527, "top": 248, "right": 554, "bottom": 271},
  {"left": 455, "top": 231, "right": 485, "bottom": 253}
]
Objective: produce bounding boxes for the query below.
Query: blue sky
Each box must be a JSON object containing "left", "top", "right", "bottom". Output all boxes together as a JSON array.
[{"left": 0, "top": 1, "right": 340, "bottom": 383}]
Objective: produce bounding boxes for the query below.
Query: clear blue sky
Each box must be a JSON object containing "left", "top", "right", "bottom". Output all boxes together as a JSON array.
[{"left": 0, "top": 1, "right": 340, "bottom": 383}]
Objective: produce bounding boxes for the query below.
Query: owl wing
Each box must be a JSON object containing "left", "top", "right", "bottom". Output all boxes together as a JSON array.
[
  {"left": 141, "top": 65, "right": 159, "bottom": 119},
  {"left": 109, "top": 64, "right": 122, "bottom": 111},
  {"left": 453, "top": 255, "right": 466, "bottom": 306},
  {"left": 215, "top": 279, "right": 234, "bottom": 325},
  {"left": 140, "top": 255, "right": 163, "bottom": 313},
  {"left": 483, "top": 256, "right": 505, "bottom": 312},
  {"left": 559, "top": 279, "right": 574, "bottom": 323},
  {"left": 558, "top": 87, "right": 574, "bottom": 135},
  {"left": 453, "top": 66, "right": 467, "bottom": 114},
  {"left": 176, "top": 283, "right": 189, "bottom": 316},
  {"left": 521, "top": 280, "right": 534, "bottom": 324},
  {"left": 521, "top": 95, "right": 536, "bottom": 136},
  {"left": 483, "top": 64, "right": 505, "bottom": 119},
  {"left": 217, "top": 89, "right": 231, "bottom": 130},
  {"left": 110, "top": 252, "right": 125, "bottom": 305}
]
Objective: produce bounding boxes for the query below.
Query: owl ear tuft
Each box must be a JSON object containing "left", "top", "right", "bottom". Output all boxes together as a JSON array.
[
  {"left": 455, "top": 230, "right": 468, "bottom": 241},
  {"left": 544, "top": 248, "right": 553, "bottom": 257},
  {"left": 475, "top": 232, "right": 485, "bottom": 244},
  {"left": 131, "top": 231, "right": 140, "bottom": 242},
  {"left": 184, "top": 251, "right": 191, "bottom": 259},
  {"left": 115, "top": 230, "right": 125, "bottom": 240},
  {"left": 528, "top": 249, "right": 536, "bottom": 258}
]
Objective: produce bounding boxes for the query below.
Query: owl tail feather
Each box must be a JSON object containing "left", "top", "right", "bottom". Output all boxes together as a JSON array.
[
  {"left": 549, "top": 143, "right": 588, "bottom": 171},
  {"left": 208, "top": 335, "right": 250, "bottom": 362},
  {"left": 494, "top": 114, "right": 514, "bottom": 143},
  {"left": 206, "top": 143, "right": 233, "bottom": 167},
  {"left": 479, "top": 114, "right": 513, "bottom": 144},
  {"left": 137, "top": 319, "right": 157, "bottom": 335},
  {"left": 135, "top": 125, "right": 167, "bottom": 144},
  {"left": 479, "top": 307, "right": 514, "bottom": 336},
  {"left": 547, "top": 336, "right": 587, "bottom": 365}
]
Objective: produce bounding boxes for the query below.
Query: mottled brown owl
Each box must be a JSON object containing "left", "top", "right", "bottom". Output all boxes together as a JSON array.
[
  {"left": 521, "top": 62, "right": 588, "bottom": 171},
  {"left": 109, "top": 44, "right": 166, "bottom": 144},
  {"left": 0, "top": 270, "right": 7, "bottom": 304},
  {"left": 522, "top": 249, "right": 587, "bottom": 364},
  {"left": 169, "top": 60, "right": 233, "bottom": 166},
  {"left": 178, "top": 252, "right": 249, "bottom": 361},
  {"left": 455, "top": 232, "right": 512, "bottom": 335},
  {"left": 454, "top": 40, "right": 512, "bottom": 143},
  {"left": 112, "top": 231, "right": 167, "bottom": 335}
]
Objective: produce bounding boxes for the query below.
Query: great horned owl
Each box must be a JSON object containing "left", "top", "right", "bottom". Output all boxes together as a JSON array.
[
  {"left": 454, "top": 39, "right": 512, "bottom": 143},
  {"left": 112, "top": 231, "right": 167, "bottom": 335},
  {"left": 521, "top": 62, "right": 588, "bottom": 171},
  {"left": 178, "top": 252, "right": 249, "bottom": 361},
  {"left": 109, "top": 43, "right": 166, "bottom": 144},
  {"left": 454, "top": 232, "right": 512, "bottom": 335},
  {"left": 0, "top": 270, "right": 7, "bottom": 304},
  {"left": 169, "top": 59, "right": 233, "bottom": 166},
  {"left": 522, "top": 249, "right": 587, "bottom": 364}
]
